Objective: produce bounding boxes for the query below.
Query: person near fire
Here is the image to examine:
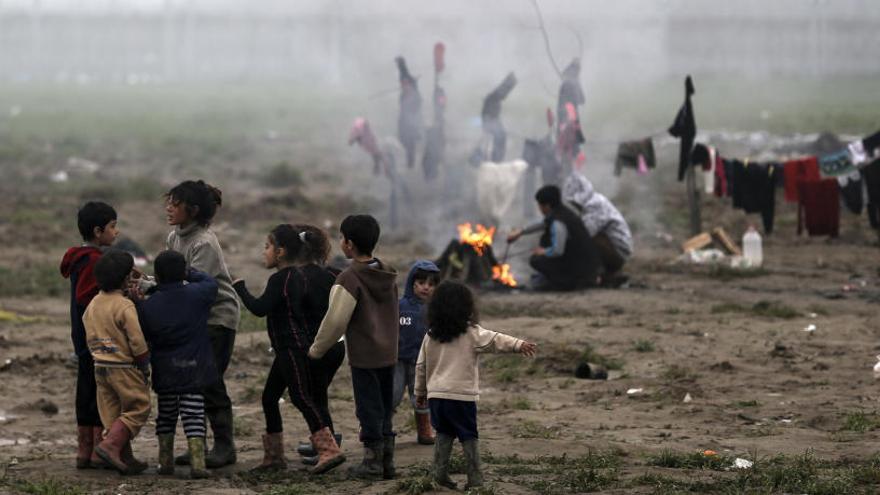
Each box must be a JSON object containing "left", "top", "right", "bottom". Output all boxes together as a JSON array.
[
  {"left": 562, "top": 172, "right": 632, "bottom": 286},
  {"left": 507, "top": 185, "right": 600, "bottom": 291},
  {"left": 414, "top": 280, "right": 536, "bottom": 490},
  {"left": 308, "top": 214, "right": 400, "bottom": 480},
  {"left": 394, "top": 260, "right": 440, "bottom": 445},
  {"left": 396, "top": 56, "right": 423, "bottom": 170}
]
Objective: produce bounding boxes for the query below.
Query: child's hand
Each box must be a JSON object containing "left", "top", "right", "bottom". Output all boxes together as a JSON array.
[
  {"left": 520, "top": 341, "right": 537, "bottom": 357},
  {"left": 415, "top": 395, "right": 428, "bottom": 409}
]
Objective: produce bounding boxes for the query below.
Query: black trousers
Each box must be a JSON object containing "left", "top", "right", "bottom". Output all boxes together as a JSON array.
[
  {"left": 530, "top": 254, "right": 578, "bottom": 291},
  {"left": 203, "top": 325, "right": 235, "bottom": 429},
  {"left": 350, "top": 365, "right": 395, "bottom": 443},
  {"left": 75, "top": 352, "right": 102, "bottom": 427},
  {"left": 308, "top": 341, "right": 345, "bottom": 434},
  {"left": 262, "top": 346, "right": 331, "bottom": 434}
]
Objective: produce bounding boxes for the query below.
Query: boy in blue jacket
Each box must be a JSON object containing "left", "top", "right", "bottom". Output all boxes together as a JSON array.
[
  {"left": 137, "top": 250, "right": 218, "bottom": 479},
  {"left": 394, "top": 260, "right": 440, "bottom": 445}
]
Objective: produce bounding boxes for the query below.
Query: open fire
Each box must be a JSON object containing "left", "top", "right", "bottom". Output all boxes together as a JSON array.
[{"left": 435, "top": 222, "right": 518, "bottom": 288}]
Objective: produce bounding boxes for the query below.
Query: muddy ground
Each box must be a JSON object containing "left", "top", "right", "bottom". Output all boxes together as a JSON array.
[{"left": 1, "top": 82, "right": 880, "bottom": 494}]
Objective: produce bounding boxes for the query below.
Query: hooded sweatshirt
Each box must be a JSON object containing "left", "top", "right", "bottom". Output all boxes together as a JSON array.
[
  {"left": 166, "top": 223, "right": 240, "bottom": 331},
  {"left": 60, "top": 245, "right": 103, "bottom": 356},
  {"left": 309, "top": 258, "right": 399, "bottom": 369},
  {"left": 397, "top": 260, "right": 440, "bottom": 364},
  {"left": 562, "top": 173, "right": 633, "bottom": 259}
]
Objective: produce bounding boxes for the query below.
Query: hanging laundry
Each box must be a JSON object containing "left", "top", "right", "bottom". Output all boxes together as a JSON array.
[
  {"left": 863, "top": 129, "right": 880, "bottom": 159},
  {"left": 797, "top": 179, "right": 839, "bottom": 237},
  {"left": 637, "top": 154, "right": 649, "bottom": 175},
  {"left": 731, "top": 160, "right": 778, "bottom": 234},
  {"left": 714, "top": 154, "right": 728, "bottom": 197},
  {"left": 837, "top": 171, "right": 863, "bottom": 214},
  {"left": 782, "top": 156, "right": 819, "bottom": 203},
  {"left": 819, "top": 149, "right": 856, "bottom": 177},
  {"left": 862, "top": 158, "right": 880, "bottom": 230},
  {"left": 848, "top": 140, "right": 868, "bottom": 166},
  {"left": 614, "top": 138, "right": 655, "bottom": 176},
  {"left": 704, "top": 147, "right": 716, "bottom": 194},
  {"left": 668, "top": 76, "right": 696, "bottom": 182}
]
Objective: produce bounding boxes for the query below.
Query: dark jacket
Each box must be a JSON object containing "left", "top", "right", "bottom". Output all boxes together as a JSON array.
[
  {"left": 481, "top": 73, "right": 517, "bottom": 121},
  {"left": 540, "top": 204, "right": 599, "bottom": 289},
  {"left": 669, "top": 75, "right": 696, "bottom": 182},
  {"left": 397, "top": 260, "right": 439, "bottom": 364},
  {"left": 234, "top": 265, "right": 335, "bottom": 350},
  {"left": 60, "top": 245, "right": 102, "bottom": 357},
  {"left": 396, "top": 57, "right": 423, "bottom": 144},
  {"left": 138, "top": 270, "right": 218, "bottom": 395}
]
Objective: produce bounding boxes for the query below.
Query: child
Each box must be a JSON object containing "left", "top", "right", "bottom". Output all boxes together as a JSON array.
[
  {"left": 165, "top": 179, "right": 241, "bottom": 468},
  {"left": 414, "top": 281, "right": 536, "bottom": 489},
  {"left": 138, "top": 250, "right": 219, "bottom": 479},
  {"left": 309, "top": 214, "right": 399, "bottom": 480},
  {"left": 394, "top": 260, "right": 440, "bottom": 445},
  {"left": 83, "top": 250, "right": 152, "bottom": 475},
  {"left": 233, "top": 224, "right": 345, "bottom": 474},
  {"left": 60, "top": 201, "right": 119, "bottom": 469}
]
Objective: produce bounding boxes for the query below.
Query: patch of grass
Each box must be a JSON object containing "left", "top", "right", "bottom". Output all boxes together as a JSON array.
[
  {"left": 840, "top": 410, "right": 880, "bottom": 433},
  {"left": 581, "top": 343, "right": 625, "bottom": 371},
  {"left": 647, "top": 450, "right": 731, "bottom": 470},
  {"left": 499, "top": 395, "right": 533, "bottom": 411},
  {"left": 10, "top": 479, "right": 87, "bottom": 495},
  {"left": 233, "top": 415, "right": 255, "bottom": 437},
  {"left": 239, "top": 311, "right": 266, "bottom": 333},
  {"left": 734, "top": 400, "right": 761, "bottom": 408},
  {"left": 632, "top": 339, "right": 655, "bottom": 353},
  {"left": 661, "top": 364, "right": 698, "bottom": 383},
  {"left": 0, "top": 262, "right": 67, "bottom": 298},
  {"left": 711, "top": 302, "right": 746, "bottom": 314},
  {"left": 259, "top": 161, "right": 303, "bottom": 189},
  {"left": 711, "top": 300, "right": 800, "bottom": 319},
  {"left": 510, "top": 420, "right": 561, "bottom": 439},
  {"left": 394, "top": 475, "right": 434, "bottom": 495},
  {"left": 263, "top": 486, "right": 315, "bottom": 495},
  {"left": 484, "top": 354, "right": 525, "bottom": 383},
  {"left": 706, "top": 265, "right": 769, "bottom": 281}
]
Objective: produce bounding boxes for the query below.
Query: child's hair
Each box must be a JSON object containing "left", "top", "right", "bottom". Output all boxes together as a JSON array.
[
  {"left": 427, "top": 281, "right": 478, "bottom": 343},
  {"left": 165, "top": 180, "right": 223, "bottom": 226},
  {"left": 340, "top": 214, "right": 380, "bottom": 256},
  {"left": 77, "top": 201, "right": 117, "bottom": 241},
  {"left": 154, "top": 250, "right": 187, "bottom": 284},
  {"left": 293, "top": 223, "right": 331, "bottom": 264},
  {"left": 412, "top": 268, "right": 439, "bottom": 285},
  {"left": 268, "top": 224, "right": 306, "bottom": 263},
  {"left": 94, "top": 250, "right": 134, "bottom": 292},
  {"left": 534, "top": 185, "right": 561, "bottom": 208}
]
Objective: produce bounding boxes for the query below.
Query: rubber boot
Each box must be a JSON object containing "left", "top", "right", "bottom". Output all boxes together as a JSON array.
[
  {"left": 188, "top": 437, "right": 210, "bottom": 479},
  {"left": 157, "top": 433, "right": 175, "bottom": 475},
  {"left": 204, "top": 408, "right": 236, "bottom": 468},
  {"left": 298, "top": 433, "right": 342, "bottom": 457},
  {"left": 433, "top": 433, "right": 457, "bottom": 489},
  {"left": 461, "top": 439, "right": 483, "bottom": 489},
  {"left": 382, "top": 436, "right": 396, "bottom": 480},
  {"left": 415, "top": 411, "right": 435, "bottom": 445},
  {"left": 121, "top": 440, "right": 148, "bottom": 474},
  {"left": 89, "top": 427, "right": 109, "bottom": 469},
  {"left": 251, "top": 432, "right": 287, "bottom": 472},
  {"left": 76, "top": 426, "right": 93, "bottom": 469},
  {"left": 347, "top": 440, "right": 383, "bottom": 479},
  {"left": 94, "top": 419, "right": 131, "bottom": 474},
  {"left": 310, "top": 427, "right": 345, "bottom": 475}
]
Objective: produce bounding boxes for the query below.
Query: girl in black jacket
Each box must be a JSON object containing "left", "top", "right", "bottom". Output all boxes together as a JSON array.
[{"left": 233, "top": 224, "right": 344, "bottom": 474}]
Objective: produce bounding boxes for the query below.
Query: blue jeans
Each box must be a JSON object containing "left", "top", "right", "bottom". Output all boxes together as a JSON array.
[{"left": 392, "top": 361, "right": 424, "bottom": 412}]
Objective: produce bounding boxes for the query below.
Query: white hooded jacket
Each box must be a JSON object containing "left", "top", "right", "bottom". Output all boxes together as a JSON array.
[{"left": 562, "top": 173, "right": 633, "bottom": 259}]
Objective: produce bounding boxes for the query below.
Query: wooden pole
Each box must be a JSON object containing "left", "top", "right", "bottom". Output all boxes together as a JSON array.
[{"left": 686, "top": 161, "right": 701, "bottom": 236}]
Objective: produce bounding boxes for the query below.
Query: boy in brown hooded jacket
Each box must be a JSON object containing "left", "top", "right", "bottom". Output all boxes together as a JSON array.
[{"left": 309, "top": 214, "right": 399, "bottom": 480}]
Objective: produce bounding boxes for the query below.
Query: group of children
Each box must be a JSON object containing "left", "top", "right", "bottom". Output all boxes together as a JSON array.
[{"left": 61, "top": 179, "right": 536, "bottom": 488}]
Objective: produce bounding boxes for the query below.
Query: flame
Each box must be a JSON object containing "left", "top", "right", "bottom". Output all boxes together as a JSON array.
[
  {"left": 457, "top": 223, "right": 495, "bottom": 256},
  {"left": 492, "top": 263, "right": 518, "bottom": 287}
]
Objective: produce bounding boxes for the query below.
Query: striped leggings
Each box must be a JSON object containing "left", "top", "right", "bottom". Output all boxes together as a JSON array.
[{"left": 156, "top": 393, "right": 206, "bottom": 438}]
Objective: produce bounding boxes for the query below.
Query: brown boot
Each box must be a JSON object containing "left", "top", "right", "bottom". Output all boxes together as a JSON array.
[
  {"left": 89, "top": 427, "right": 109, "bottom": 469},
  {"left": 95, "top": 419, "right": 132, "bottom": 474},
  {"left": 415, "top": 411, "right": 435, "bottom": 445},
  {"left": 76, "top": 426, "right": 93, "bottom": 469},
  {"left": 310, "top": 427, "right": 345, "bottom": 475},
  {"left": 122, "top": 440, "right": 148, "bottom": 474},
  {"left": 251, "top": 432, "right": 287, "bottom": 472}
]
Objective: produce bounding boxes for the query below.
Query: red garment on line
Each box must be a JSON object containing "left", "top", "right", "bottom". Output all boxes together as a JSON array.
[
  {"left": 783, "top": 156, "right": 820, "bottom": 203},
  {"left": 797, "top": 179, "right": 839, "bottom": 237},
  {"left": 713, "top": 153, "right": 727, "bottom": 197}
]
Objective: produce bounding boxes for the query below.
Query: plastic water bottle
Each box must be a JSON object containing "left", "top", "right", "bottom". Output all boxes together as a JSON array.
[{"left": 743, "top": 226, "right": 763, "bottom": 267}]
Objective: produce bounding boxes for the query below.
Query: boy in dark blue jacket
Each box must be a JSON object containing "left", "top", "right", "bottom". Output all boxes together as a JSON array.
[
  {"left": 138, "top": 250, "right": 218, "bottom": 479},
  {"left": 394, "top": 260, "right": 439, "bottom": 445}
]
